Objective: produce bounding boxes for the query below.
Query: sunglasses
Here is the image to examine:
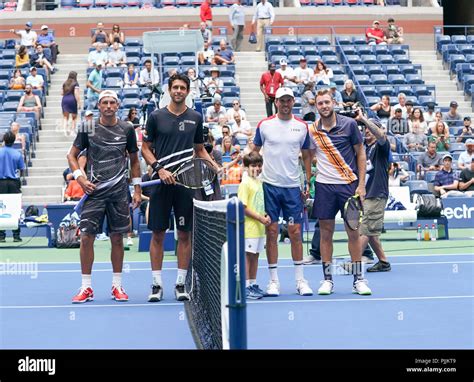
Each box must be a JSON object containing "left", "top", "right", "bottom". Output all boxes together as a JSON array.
[{"left": 232, "top": 103, "right": 239, "bottom": 106}]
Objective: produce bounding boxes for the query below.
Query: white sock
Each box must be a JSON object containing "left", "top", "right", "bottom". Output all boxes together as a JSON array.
[
  {"left": 249, "top": 279, "right": 257, "bottom": 286},
  {"left": 246, "top": 280, "right": 251, "bottom": 287},
  {"left": 294, "top": 261, "right": 304, "bottom": 281},
  {"left": 152, "top": 270, "right": 162, "bottom": 286},
  {"left": 112, "top": 273, "right": 122, "bottom": 288},
  {"left": 176, "top": 269, "right": 187, "bottom": 285},
  {"left": 81, "top": 274, "right": 92, "bottom": 289},
  {"left": 268, "top": 264, "right": 279, "bottom": 282}
]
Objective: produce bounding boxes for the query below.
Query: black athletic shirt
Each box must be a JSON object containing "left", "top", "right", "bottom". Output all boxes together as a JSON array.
[
  {"left": 365, "top": 139, "right": 390, "bottom": 199},
  {"left": 143, "top": 107, "right": 204, "bottom": 173}
]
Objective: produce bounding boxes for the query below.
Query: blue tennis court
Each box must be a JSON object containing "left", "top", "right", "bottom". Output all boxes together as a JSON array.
[{"left": 1, "top": 253, "right": 472, "bottom": 349}]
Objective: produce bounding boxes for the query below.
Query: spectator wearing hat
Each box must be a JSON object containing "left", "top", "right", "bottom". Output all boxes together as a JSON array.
[
  {"left": 86, "top": 61, "right": 104, "bottom": 110},
  {"left": 139, "top": 59, "right": 160, "bottom": 87},
  {"left": 88, "top": 44, "right": 108, "bottom": 68},
  {"left": 458, "top": 157, "right": 474, "bottom": 197},
  {"left": 294, "top": 58, "right": 313, "bottom": 84},
  {"left": 444, "top": 101, "right": 462, "bottom": 126},
  {"left": 10, "top": 22, "right": 37, "bottom": 48},
  {"left": 366, "top": 20, "right": 387, "bottom": 45},
  {"left": 30, "top": 44, "right": 56, "bottom": 75},
  {"left": 229, "top": 0, "right": 245, "bottom": 52},
  {"left": 203, "top": 66, "right": 224, "bottom": 99},
  {"left": 260, "top": 63, "right": 284, "bottom": 117},
  {"left": 91, "top": 22, "right": 109, "bottom": 48},
  {"left": 17, "top": 84, "right": 42, "bottom": 121},
  {"left": 457, "top": 117, "right": 473, "bottom": 143},
  {"left": 15, "top": 45, "right": 30, "bottom": 69},
  {"left": 214, "top": 39, "right": 235, "bottom": 66},
  {"left": 329, "top": 82, "right": 343, "bottom": 107},
  {"left": 386, "top": 18, "right": 404, "bottom": 44},
  {"left": 26, "top": 67, "right": 44, "bottom": 90},
  {"left": 198, "top": 41, "right": 216, "bottom": 65},
  {"left": 37, "top": 25, "right": 58, "bottom": 64},
  {"left": 423, "top": 103, "right": 436, "bottom": 125},
  {"left": 251, "top": 0, "right": 275, "bottom": 52},
  {"left": 301, "top": 82, "right": 316, "bottom": 122},
  {"left": 206, "top": 99, "right": 227, "bottom": 124},
  {"left": 276, "top": 59, "right": 297, "bottom": 88},
  {"left": 458, "top": 139, "right": 474, "bottom": 169},
  {"left": 434, "top": 154, "right": 464, "bottom": 198}
]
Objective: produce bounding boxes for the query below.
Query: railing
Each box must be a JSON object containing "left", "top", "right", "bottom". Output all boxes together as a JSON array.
[{"left": 433, "top": 24, "right": 474, "bottom": 50}]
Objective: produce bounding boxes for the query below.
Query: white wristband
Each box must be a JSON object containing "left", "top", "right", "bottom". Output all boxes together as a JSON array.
[
  {"left": 132, "top": 177, "right": 141, "bottom": 186},
  {"left": 73, "top": 169, "right": 84, "bottom": 180}
]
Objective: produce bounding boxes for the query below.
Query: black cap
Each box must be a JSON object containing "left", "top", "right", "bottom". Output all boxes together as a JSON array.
[
  {"left": 450, "top": 100, "right": 458, "bottom": 107},
  {"left": 395, "top": 107, "right": 402, "bottom": 112},
  {"left": 427, "top": 103, "right": 435, "bottom": 110},
  {"left": 405, "top": 100, "right": 414, "bottom": 106},
  {"left": 464, "top": 116, "right": 471, "bottom": 121}
]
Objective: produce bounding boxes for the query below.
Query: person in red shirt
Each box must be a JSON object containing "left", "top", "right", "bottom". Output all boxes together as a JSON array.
[
  {"left": 200, "top": 0, "right": 213, "bottom": 30},
  {"left": 366, "top": 20, "right": 387, "bottom": 45},
  {"left": 260, "top": 63, "right": 284, "bottom": 117}
]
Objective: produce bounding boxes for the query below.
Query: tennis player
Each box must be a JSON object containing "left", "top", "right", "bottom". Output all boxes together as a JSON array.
[
  {"left": 253, "top": 87, "right": 314, "bottom": 297},
  {"left": 308, "top": 88, "right": 371, "bottom": 295},
  {"left": 141, "top": 73, "right": 218, "bottom": 302},
  {"left": 67, "top": 90, "right": 142, "bottom": 303}
]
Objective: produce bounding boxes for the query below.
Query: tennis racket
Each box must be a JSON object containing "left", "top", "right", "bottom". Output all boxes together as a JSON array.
[{"left": 343, "top": 194, "right": 364, "bottom": 231}]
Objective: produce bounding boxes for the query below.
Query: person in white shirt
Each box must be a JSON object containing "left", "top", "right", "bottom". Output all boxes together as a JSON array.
[
  {"left": 87, "top": 45, "right": 108, "bottom": 68},
  {"left": 10, "top": 21, "right": 37, "bottom": 48},
  {"left": 276, "top": 58, "right": 297, "bottom": 88},
  {"left": 458, "top": 139, "right": 474, "bottom": 169},
  {"left": 423, "top": 103, "right": 436, "bottom": 125},
  {"left": 312, "top": 60, "right": 333, "bottom": 86},
  {"left": 107, "top": 42, "right": 127, "bottom": 67},
  {"left": 139, "top": 59, "right": 160, "bottom": 87},
  {"left": 206, "top": 99, "right": 227, "bottom": 123},
  {"left": 231, "top": 112, "right": 252, "bottom": 139},
  {"left": 123, "top": 64, "right": 139, "bottom": 88},
  {"left": 251, "top": 0, "right": 275, "bottom": 52},
  {"left": 226, "top": 99, "right": 247, "bottom": 122},
  {"left": 294, "top": 58, "right": 313, "bottom": 84},
  {"left": 26, "top": 67, "right": 44, "bottom": 90},
  {"left": 203, "top": 67, "right": 224, "bottom": 100},
  {"left": 198, "top": 41, "right": 215, "bottom": 65},
  {"left": 229, "top": 0, "right": 246, "bottom": 52},
  {"left": 391, "top": 92, "right": 408, "bottom": 119}
]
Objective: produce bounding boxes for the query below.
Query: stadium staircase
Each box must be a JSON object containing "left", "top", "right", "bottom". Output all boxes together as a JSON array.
[
  {"left": 22, "top": 54, "right": 88, "bottom": 205},
  {"left": 410, "top": 49, "right": 473, "bottom": 118}
]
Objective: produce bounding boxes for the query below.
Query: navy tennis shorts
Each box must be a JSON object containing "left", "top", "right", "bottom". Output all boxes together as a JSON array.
[
  {"left": 312, "top": 181, "right": 357, "bottom": 220},
  {"left": 263, "top": 183, "right": 303, "bottom": 225}
]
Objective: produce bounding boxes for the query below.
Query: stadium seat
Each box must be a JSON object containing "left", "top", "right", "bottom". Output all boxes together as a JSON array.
[
  {"left": 371, "top": 74, "right": 388, "bottom": 85},
  {"left": 305, "top": 56, "right": 321, "bottom": 65},
  {"left": 377, "top": 55, "right": 394, "bottom": 64},
  {"left": 125, "top": 38, "right": 143, "bottom": 47},
  {"left": 374, "top": 45, "right": 389, "bottom": 55},
  {"left": 314, "top": 37, "right": 331, "bottom": 46},
  {"left": 121, "top": 98, "right": 141, "bottom": 109},
  {"left": 451, "top": 35, "right": 467, "bottom": 45},
  {"left": 121, "top": 88, "right": 141, "bottom": 99},
  {"left": 377, "top": 85, "right": 395, "bottom": 96},
  {"left": 418, "top": 95, "right": 436, "bottom": 107},
  {"left": 389, "top": 45, "right": 408, "bottom": 56},
  {"left": 282, "top": 37, "right": 298, "bottom": 46},
  {"left": 0, "top": 80, "right": 9, "bottom": 90},
  {"left": 302, "top": 46, "right": 318, "bottom": 56},
  {"left": 104, "top": 67, "right": 123, "bottom": 78},
  {"left": 330, "top": 65, "right": 345, "bottom": 75},
  {"left": 105, "top": 77, "right": 123, "bottom": 88},
  {"left": 394, "top": 55, "right": 411, "bottom": 64},
  {"left": 357, "top": 46, "right": 373, "bottom": 56},
  {"left": 350, "top": 65, "right": 366, "bottom": 75},
  {"left": 361, "top": 86, "right": 377, "bottom": 97},
  {"left": 124, "top": 47, "right": 141, "bottom": 57},
  {"left": 406, "top": 180, "right": 429, "bottom": 195},
  {"left": 366, "top": 96, "right": 380, "bottom": 106},
  {"left": 388, "top": 74, "right": 406, "bottom": 84},
  {"left": 352, "top": 37, "right": 366, "bottom": 45},
  {"left": 355, "top": 75, "right": 371, "bottom": 85},
  {"left": 335, "top": 36, "right": 352, "bottom": 45},
  {"left": 319, "top": 46, "right": 337, "bottom": 56},
  {"left": 361, "top": 55, "right": 377, "bottom": 64},
  {"left": 406, "top": 74, "right": 424, "bottom": 85},
  {"left": 346, "top": 55, "right": 362, "bottom": 65},
  {"left": 367, "top": 65, "right": 384, "bottom": 75},
  {"left": 405, "top": 95, "right": 419, "bottom": 105},
  {"left": 332, "top": 74, "right": 347, "bottom": 85},
  {"left": 424, "top": 171, "right": 437, "bottom": 183},
  {"left": 298, "top": 37, "right": 315, "bottom": 46},
  {"left": 400, "top": 64, "right": 419, "bottom": 75},
  {"left": 412, "top": 85, "right": 431, "bottom": 96},
  {"left": 321, "top": 56, "right": 338, "bottom": 65},
  {"left": 285, "top": 46, "right": 303, "bottom": 56},
  {"left": 2, "top": 101, "right": 19, "bottom": 112},
  {"left": 5, "top": 91, "right": 23, "bottom": 102},
  {"left": 436, "top": 35, "right": 451, "bottom": 53}
]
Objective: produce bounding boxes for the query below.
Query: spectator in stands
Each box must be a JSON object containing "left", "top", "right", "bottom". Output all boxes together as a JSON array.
[
  {"left": 61, "top": 71, "right": 81, "bottom": 135},
  {"left": 386, "top": 17, "right": 404, "bottom": 44},
  {"left": 86, "top": 61, "right": 103, "bottom": 110},
  {"left": 417, "top": 141, "right": 442, "bottom": 176},
  {"left": 206, "top": 132, "right": 223, "bottom": 166},
  {"left": 220, "top": 136, "right": 236, "bottom": 161},
  {"left": 216, "top": 125, "right": 237, "bottom": 146},
  {"left": 200, "top": 0, "right": 213, "bottom": 30},
  {"left": 301, "top": 82, "right": 316, "bottom": 122},
  {"left": 277, "top": 58, "right": 297, "bottom": 88},
  {"left": 15, "top": 45, "right": 30, "bottom": 69},
  {"left": 109, "top": 24, "right": 125, "bottom": 46},
  {"left": 37, "top": 25, "right": 58, "bottom": 64},
  {"left": 423, "top": 103, "right": 436, "bottom": 125},
  {"left": 403, "top": 121, "right": 428, "bottom": 153},
  {"left": 370, "top": 95, "right": 391, "bottom": 123},
  {"left": 243, "top": 136, "right": 256, "bottom": 156},
  {"left": 186, "top": 68, "right": 201, "bottom": 99},
  {"left": 312, "top": 60, "right": 333, "bottom": 86},
  {"left": 428, "top": 110, "right": 448, "bottom": 133},
  {"left": 226, "top": 99, "right": 247, "bottom": 122},
  {"left": 458, "top": 158, "right": 474, "bottom": 197},
  {"left": 428, "top": 120, "right": 450, "bottom": 152},
  {"left": 9, "top": 122, "right": 27, "bottom": 152},
  {"left": 9, "top": 69, "right": 25, "bottom": 90},
  {"left": 206, "top": 99, "right": 227, "bottom": 124},
  {"left": 229, "top": 0, "right": 245, "bottom": 52},
  {"left": 10, "top": 22, "right": 37, "bottom": 48},
  {"left": 330, "top": 82, "right": 343, "bottom": 108},
  {"left": 198, "top": 41, "right": 216, "bottom": 65},
  {"left": 0, "top": 131, "right": 26, "bottom": 243},
  {"left": 405, "top": 100, "right": 414, "bottom": 119},
  {"left": 91, "top": 22, "right": 109, "bottom": 48},
  {"left": 231, "top": 112, "right": 252, "bottom": 140},
  {"left": 392, "top": 92, "right": 407, "bottom": 119},
  {"left": 260, "top": 63, "right": 283, "bottom": 117},
  {"left": 444, "top": 101, "right": 462, "bottom": 126},
  {"left": 366, "top": 20, "right": 387, "bottom": 45},
  {"left": 458, "top": 139, "right": 474, "bottom": 169},
  {"left": 387, "top": 107, "right": 409, "bottom": 136},
  {"left": 222, "top": 149, "right": 243, "bottom": 185},
  {"left": 26, "top": 67, "right": 44, "bottom": 90},
  {"left": 388, "top": 162, "right": 409, "bottom": 187},
  {"left": 457, "top": 117, "right": 473, "bottom": 143},
  {"left": 203, "top": 66, "right": 224, "bottom": 100},
  {"left": 88, "top": 44, "right": 108, "bottom": 68},
  {"left": 252, "top": 0, "right": 275, "bottom": 52},
  {"left": 123, "top": 64, "right": 139, "bottom": 88},
  {"left": 124, "top": 107, "right": 140, "bottom": 129},
  {"left": 434, "top": 154, "right": 464, "bottom": 198},
  {"left": 64, "top": 177, "right": 85, "bottom": 202},
  {"left": 31, "top": 44, "right": 56, "bottom": 75},
  {"left": 341, "top": 79, "right": 360, "bottom": 110},
  {"left": 214, "top": 40, "right": 235, "bottom": 65},
  {"left": 107, "top": 42, "right": 127, "bottom": 67},
  {"left": 17, "top": 84, "right": 42, "bottom": 121},
  {"left": 408, "top": 108, "right": 427, "bottom": 134},
  {"left": 294, "top": 58, "right": 313, "bottom": 85},
  {"left": 139, "top": 59, "right": 160, "bottom": 87},
  {"left": 199, "top": 22, "right": 212, "bottom": 44}
]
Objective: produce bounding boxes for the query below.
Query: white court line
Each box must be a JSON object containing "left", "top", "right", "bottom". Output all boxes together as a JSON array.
[
  {"left": 5, "top": 252, "right": 474, "bottom": 265},
  {"left": 13, "top": 260, "right": 474, "bottom": 274},
  {"left": 1, "top": 295, "right": 473, "bottom": 310}
]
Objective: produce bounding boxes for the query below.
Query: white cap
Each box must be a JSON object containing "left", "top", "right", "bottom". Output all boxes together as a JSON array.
[
  {"left": 41, "top": 25, "right": 48, "bottom": 30},
  {"left": 95, "top": 60, "right": 104, "bottom": 67},
  {"left": 279, "top": 58, "right": 287, "bottom": 66},
  {"left": 98, "top": 90, "right": 119, "bottom": 102},
  {"left": 275, "top": 87, "right": 295, "bottom": 99}
]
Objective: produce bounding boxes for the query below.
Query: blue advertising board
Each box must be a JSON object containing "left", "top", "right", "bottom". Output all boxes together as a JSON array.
[{"left": 442, "top": 197, "right": 474, "bottom": 229}]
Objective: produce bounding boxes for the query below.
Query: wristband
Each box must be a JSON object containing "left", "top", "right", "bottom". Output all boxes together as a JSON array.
[
  {"left": 152, "top": 161, "right": 163, "bottom": 173},
  {"left": 73, "top": 169, "right": 84, "bottom": 180},
  {"left": 132, "top": 177, "right": 141, "bottom": 186}
]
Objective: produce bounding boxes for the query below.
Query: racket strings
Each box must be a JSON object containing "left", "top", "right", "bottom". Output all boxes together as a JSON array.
[
  {"left": 344, "top": 198, "right": 362, "bottom": 230},
  {"left": 175, "top": 159, "right": 216, "bottom": 189}
]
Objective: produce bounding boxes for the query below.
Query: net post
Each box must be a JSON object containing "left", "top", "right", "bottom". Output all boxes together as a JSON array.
[{"left": 226, "top": 197, "right": 247, "bottom": 350}]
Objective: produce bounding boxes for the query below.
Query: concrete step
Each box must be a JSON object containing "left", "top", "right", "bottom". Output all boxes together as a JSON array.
[
  {"left": 27, "top": 166, "right": 68, "bottom": 176},
  {"left": 22, "top": 185, "right": 63, "bottom": 197},
  {"left": 23, "top": 195, "right": 63, "bottom": 204},
  {"left": 36, "top": 142, "right": 74, "bottom": 150},
  {"left": 31, "top": 158, "right": 69, "bottom": 167},
  {"left": 33, "top": 150, "right": 69, "bottom": 159},
  {"left": 25, "top": 175, "right": 64, "bottom": 186}
]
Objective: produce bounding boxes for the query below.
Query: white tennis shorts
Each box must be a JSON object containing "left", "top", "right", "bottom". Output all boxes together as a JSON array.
[{"left": 245, "top": 237, "right": 265, "bottom": 254}]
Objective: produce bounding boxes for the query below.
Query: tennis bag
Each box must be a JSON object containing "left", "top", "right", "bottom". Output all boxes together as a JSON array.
[
  {"left": 413, "top": 193, "right": 443, "bottom": 218},
  {"left": 56, "top": 212, "right": 81, "bottom": 248},
  {"left": 248, "top": 32, "right": 257, "bottom": 44}
]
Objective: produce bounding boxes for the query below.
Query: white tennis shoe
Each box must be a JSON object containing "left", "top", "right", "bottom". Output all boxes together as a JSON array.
[
  {"left": 352, "top": 279, "right": 372, "bottom": 295},
  {"left": 265, "top": 280, "right": 280, "bottom": 297},
  {"left": 296, "top": 279, "right": 313, "bottom": 296},
  {"left": 317, "top": 280, "right": 334, "bottom": 295}
]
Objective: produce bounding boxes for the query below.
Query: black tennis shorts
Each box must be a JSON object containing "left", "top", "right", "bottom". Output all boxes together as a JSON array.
[{"left": 148, "top": 184, "right": 194, "bottom": 232}]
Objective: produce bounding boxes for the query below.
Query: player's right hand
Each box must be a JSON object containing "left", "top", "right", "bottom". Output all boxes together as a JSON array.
[
  {"left": 77, "top": 177, "right": 96, "bottom": 194},
  {"left": 158, "top": 168, "right": 176, "bottom": 185}
]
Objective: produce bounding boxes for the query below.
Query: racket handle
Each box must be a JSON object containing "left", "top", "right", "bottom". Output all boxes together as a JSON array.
[
  {"left": 74, "top": 194, "right": 88, "bottom": 214},
  {"left": 139, "top": 179, "right": 163, "bottom": 187}
]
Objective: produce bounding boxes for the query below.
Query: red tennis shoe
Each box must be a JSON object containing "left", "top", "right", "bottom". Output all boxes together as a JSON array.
[
  {"left": 111, "top": 286, "right": 129, "bottom": 301},
  {"left": 72, "top": 287, "right": 94, "bottom": 304}
]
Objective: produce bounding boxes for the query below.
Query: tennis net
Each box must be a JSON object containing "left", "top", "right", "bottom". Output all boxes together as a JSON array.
[{"left": 185, "top": 197, "right": 247, "bottom": 350}]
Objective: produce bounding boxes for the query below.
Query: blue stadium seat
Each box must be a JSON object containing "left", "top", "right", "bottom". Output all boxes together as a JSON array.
[
  {"left": 104, "top": 67, "right": 123, "bottom": 78},
  {"left": 0, "top": 60, "right": 15, "bottom": 69},
  {"left": 0, "top": 70, "right": 10, "bottom": 80},
  {"left": 322, "top": 56, "right": 338, "bottom": 65},
  {"left": 352, "top": 36, "right": 366, "bottom": 45},
  {"left": 268, "top": 45, "right": 286, "bottom": 57},
  {"left": 366, "top": 65, "right": 384, "bottom": 75},
  {"left": 459, "top": 45, "right": 474, "bottom": 56},
  {"left": 330, "top": 65, "right": 345, "bottom": 75},
  {"left": 2, "top": 102, "right": 19, "bottom": 112},
  {"left": 305, "top": 56, "right": 321, "bottom": 65},
  {"left": 424, "top": 171, "right": 437, "bottom": 183},
  {"left": 121, "top": 98, "right": 141, "bottom": 109},
  {"left": 371, "top": 74, "right": 388, "bottom": 85},
  {"left": 341, "top": 45, "right": 357, "bottom": 56},
  {"left": 449, "top": 142, "right": 466, "bottom": 152},
  {"left": 384, "top": 65, "right": 400, "bottom": 75},
  {"left": 105, "top": 77, "right": 123, "bottom": 88},
  {"left": 361, "top": 86, "right": 377, "bottom": 97},
  {"left": 0, "top": 80, "right": 8, "bottom": 90},
  {"left": 332, "top": 74, "right": 347, "bottom": 85},
  {"left": 389, "top": 45, "right": 408, "bottom": 56},
  {"left": 374, "top": 45, "right": 389, "bottom": 55},
  {"left": 377, "top": 55, "right": 394, "bottom": 64},
  {"left": 388, "top": 74, "right": 406, "bottom": 84},
  {"left": 350, "top": 65, "right": 366, "bottom": 75},
  {"left": 319, "top": 46, "right": 337, "bottom": 56},
  {"left": 124, "top": 47, "right": 141, "bottom": 57},
  {"left": 288, "top": 55, "right": 303, "bottom": 65},
  {"left": 406, "top": 180, "right": 429, "bottom": 194},
  {"left": 302, "top": 46, "right": 318, "bottom": 56},
  {"left": 346, "top": 55, "right": 362, "bottom": 65},
  {"left": 400, "top": 64, "right": 419, "bottom": 75},
  {"left": 6, "top": 91, "right": 23, "bottom": 102},
  {"left": 124, "top": 38, "right": 143, "bottom": 47},
  {"left": 449, "top": 54, "right": 466, "bottom": 72},
  {"left": 412, "top": 85, "right": 431, "bottom": 96},
  {"left": 127, "top": 57, "right": 140, "bottom": 66},
  {"left": 314, "top": 37, "right": 330, "bottom": 46},
  {"left": 361, "top": 55, "right": 377, "bottom": 64},
  {"left": 366, "top": 96, "right": 380, "bottom": 106},
  {"left": 377, "top": 85, "right": 395, "bottom": 96},
  {"left": 298, "top": 37, "right": 315, "bottom": 46},
  {"left": 265, "top": 37, "right": 283, "bottom": 48},
  {"left": 285, "top": 45, "right": 303, "bottom": 56},
  {"left": 335, "top": 36, "right": 352, "bottom": 45},
  {"left": 282, "top": 37, "right": 298, "bottom": 45},
  {"left": 221, "top": 87, "right": 240, "bottom": 98},
  {"left": 405, "top": 95, "right": 419, "bottom": 105},
  {"left": 467, "top": 36, "right": 474, "bottom": 44},
  {"left": 418, "top": 95, "right": 436, "bottom": 107},
  {"left": 406, "top": 74, "right": 424, "bottom": 84},
  {"left": 394, "top": 54, "right": 411, "bottom": 64},
  {"left": 180, "top": 57, "right": 196, "bottom": 66},
  {"left": 357, "top": 46, "right": 373, "bottom": 56},
  {"left": 436, "top": 35, "right": 451, "bottom": 52},
  {"left": 163, "top": 56, "right": 180, "bottom": 66},
  {"left": 1, "top": 50, "right": 16, "bottom": 60},
  {"left": 221, "top": 77, "right": 236, "bottom": 86},
  {"left": 451, "top": 35, "right": 467, "bottom": 45},
  {"left": 355, "top": 75, "right": 371, "bottom": 85},
  {"left": 121, "top": 88, "right": 141, "bottom": 99}
]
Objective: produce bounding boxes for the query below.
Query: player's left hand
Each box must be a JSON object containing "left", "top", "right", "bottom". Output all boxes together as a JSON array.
[
  {"left": 355, "top": 184, "right": 366, "bottom": 202},
  {"left": 132, "top": 191, "right": 141, "bottom": 209}
]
